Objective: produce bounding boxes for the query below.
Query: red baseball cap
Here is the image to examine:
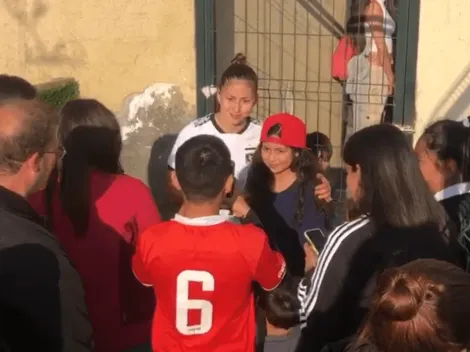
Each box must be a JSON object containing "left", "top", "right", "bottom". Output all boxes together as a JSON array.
[{"left": 260, "top": 113, "right": 307, "bottom": 149}]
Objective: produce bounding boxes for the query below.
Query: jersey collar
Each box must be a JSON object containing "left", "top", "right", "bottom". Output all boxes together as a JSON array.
[
  {"left": 434, "top": 182, "right": 470, "bottom": 202},
  {"left": 173, "top": 213, "right": 227, "bottom": 226},
  {"left": 210, "top": 113, "right": 251, "bottom": 134}
]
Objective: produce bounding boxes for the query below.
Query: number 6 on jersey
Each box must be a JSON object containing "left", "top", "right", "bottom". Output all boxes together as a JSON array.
[{"left": 176, "top": 270, "right": 215, "bottom": 335}]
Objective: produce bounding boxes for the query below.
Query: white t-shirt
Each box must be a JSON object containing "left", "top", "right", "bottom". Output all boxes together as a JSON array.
[{"left": 168, "top": 114, "right": 261, "bottom": 188}]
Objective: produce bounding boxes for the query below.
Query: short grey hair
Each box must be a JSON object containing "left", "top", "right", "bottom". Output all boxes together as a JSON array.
[{"left": 0, "top": 99, "right": 59, "bottom": 172}]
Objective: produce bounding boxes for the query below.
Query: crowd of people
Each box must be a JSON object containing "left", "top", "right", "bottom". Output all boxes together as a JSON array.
[{"left": 1, "top": 52, "right": 470, "bottom": 352}]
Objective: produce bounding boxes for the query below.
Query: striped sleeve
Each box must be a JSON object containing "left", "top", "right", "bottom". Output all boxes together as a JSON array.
[{"left": 298, "top": 216, "right": 370, "bottom": 328}]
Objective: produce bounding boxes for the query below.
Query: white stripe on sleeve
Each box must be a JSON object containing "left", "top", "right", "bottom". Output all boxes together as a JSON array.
[{"left": 299, "top": 216, "right": 370, "bottom": 327}]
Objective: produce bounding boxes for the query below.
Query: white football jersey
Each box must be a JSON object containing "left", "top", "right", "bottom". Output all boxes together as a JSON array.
[{"left": 168, "top": 114, "right": 261, "bottom": 188}]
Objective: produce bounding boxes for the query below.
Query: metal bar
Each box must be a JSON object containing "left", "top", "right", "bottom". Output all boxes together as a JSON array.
[
  {"left": 315, "top": 0, "right": 323, "bottom": 131},
  {"left": 292, "top": 0, "right": 297, "bottom": 116},
  {"left": 402, "top": 0, "right": 420, "bottom": 128},
  {"left": 268, "top": 0, "right": 272, "bottom": 115},
  {"left": 233, "top": 31, "right": 339, "bottom": 36},
  {"left": 392, "top": 0, "right": 411, "bottom": 127},
  {"left": 305, "top": 0, "right": 310, "bottom": 127},
  {"left": 263, "top": 0, "right": 268, "bottom": 118},
  {"left": 194, "top": 0, "right": 216, "bottom": 117},
  {"left": 244, "top": 0, "right": 248, "bottom": 56},
  {"left": 280, "top": 0, "right": 284, "bottom": 87},
  {"left": 329, "top": 0, "right": 336, "bottom": 138}
]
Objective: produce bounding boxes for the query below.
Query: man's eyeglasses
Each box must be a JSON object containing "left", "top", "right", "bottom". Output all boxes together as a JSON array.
[{"left": 44, "top": 146, "right": 66, "bottom": 160}]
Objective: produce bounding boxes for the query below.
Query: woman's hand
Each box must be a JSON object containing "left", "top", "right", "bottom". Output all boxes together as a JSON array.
[
  {"left": 304, "top": 243, "right": 318, "bottom": 272},
  {"left": 314, "top": 174, "right": 332, "bottom": 202},
  {"left": 232, "top": 195, "right": 251, "bottom": 218}
]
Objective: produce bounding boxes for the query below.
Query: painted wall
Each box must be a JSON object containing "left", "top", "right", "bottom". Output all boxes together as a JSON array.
[
  {"left": 0, "top": 0, "right": 197, "bottom": 182},
  {"left": 414, "top": 0, "right": 470, "bottom": 142}
]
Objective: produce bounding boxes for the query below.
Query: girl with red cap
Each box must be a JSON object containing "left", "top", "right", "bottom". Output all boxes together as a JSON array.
[{"left": 241, "top": 113, "right": 333, "bottom": 276}]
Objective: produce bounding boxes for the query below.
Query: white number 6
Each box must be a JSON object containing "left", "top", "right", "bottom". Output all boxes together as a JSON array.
[{"left": 176, "top": 270, "right": 215, "bottom": 335}]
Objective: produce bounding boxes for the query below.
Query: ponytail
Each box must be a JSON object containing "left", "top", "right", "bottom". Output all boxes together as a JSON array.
[
  {"left": 421, "top": 119, "right": 470, "bottom": 182},
  {"left": 219, "top": 53, "right": 258, "bottom": 91}
]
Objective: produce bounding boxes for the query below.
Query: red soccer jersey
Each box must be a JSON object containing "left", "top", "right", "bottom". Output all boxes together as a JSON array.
[{"left": 132, "top": 214, "right": 285, "bottom": 352}]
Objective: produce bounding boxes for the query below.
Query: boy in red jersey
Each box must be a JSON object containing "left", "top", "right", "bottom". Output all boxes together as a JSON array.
[{"left": 133, "top": 134, "right": 286, "bottom": 352}]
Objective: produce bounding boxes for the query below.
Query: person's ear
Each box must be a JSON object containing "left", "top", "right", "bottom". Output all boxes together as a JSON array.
[
  {"left": 24, "top": 152, "right": 42, "bottom": 173},
  {"left": 443, "top": 159, "right": 458, "bottom": 175},
  {"left": 216, "top": 88, "right": 222, "bottom": 105},
  {"left": 170, "top": 171, "right": 182, "bottom": 191},
  {"left": 224, "top": 174, "right": 234, "bottom": 195}
]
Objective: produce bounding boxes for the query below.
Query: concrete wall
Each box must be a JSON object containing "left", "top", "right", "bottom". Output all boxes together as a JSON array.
[
  {"left": 0, "top": 0, "right": 197, "bottom": 181},
  {"left": 414, "top": 0, "right": 470, "bottom": 142},
  {"left": 216, "top": 0, "right": 346, "bottom": 166}
]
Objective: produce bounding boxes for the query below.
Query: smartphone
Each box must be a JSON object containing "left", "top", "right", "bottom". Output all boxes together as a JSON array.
[{"left": 304, "top": 228, "right": 326, "bottom": 255}]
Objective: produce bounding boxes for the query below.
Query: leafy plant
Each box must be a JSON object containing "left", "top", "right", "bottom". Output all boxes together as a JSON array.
[{"left": 37, "top": 78, "right": 79, "bottom": 108}]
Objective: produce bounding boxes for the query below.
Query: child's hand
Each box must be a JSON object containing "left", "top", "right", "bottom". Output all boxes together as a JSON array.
[
  {"left": 314, "top": 174, "right": 332, "bottom": 202},
  {"left": 232, "top": 195, "right": 250, "bottom": 218}
]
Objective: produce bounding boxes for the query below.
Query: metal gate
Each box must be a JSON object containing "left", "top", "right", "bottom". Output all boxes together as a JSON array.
[{"left": 195, "top": 0, "right": 420, "bottom": 163}]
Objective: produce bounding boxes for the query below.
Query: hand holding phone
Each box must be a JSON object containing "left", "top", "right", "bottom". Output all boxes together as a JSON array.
[{"left": 304, "top": 228, "right": 326, "bottom": 255}]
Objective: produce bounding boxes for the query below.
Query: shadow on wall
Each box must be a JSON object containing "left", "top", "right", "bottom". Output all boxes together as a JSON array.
[
  {"left": 1, "top": 0, "right": 87, "bottom": 66},
  {"left": 428, "top": 61, "right": 470, "bottom": 123}
]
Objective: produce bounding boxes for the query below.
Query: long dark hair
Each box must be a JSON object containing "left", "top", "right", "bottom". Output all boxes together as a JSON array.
[
  {"left": 356, "top": 259, "right": 470, "bottom": 352},
  {"left": 343, "top": 124, "right": 447, "bottom": 230},
  {"left": 245, "top": 123, "right": 320, "bottom": 225},
  {"left": 45, "top": 99, "right": 123, "bottom": 236},
  {"left": 419, "top": 119, "right": 470, "bottom": 182}
]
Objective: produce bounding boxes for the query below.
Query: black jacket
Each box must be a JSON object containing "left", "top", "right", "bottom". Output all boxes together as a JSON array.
[
  {"left": 436, "top": 182, "right": 470, "bottom": 270},
  {"left": 0, "top": 186, "right": 93, "bottom": 352},
  {"left": 296, "top": 215, "right": 460, "bottom": 352}
]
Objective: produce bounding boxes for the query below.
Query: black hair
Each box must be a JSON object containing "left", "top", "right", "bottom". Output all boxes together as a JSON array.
[
  {"left": 219, "top": 53, "right": 258, "bottom": 91},
  {"left": 0, "top": 75, "right": 37, "bottom": 101},
  {"left": 306, "top": 132, "right": 333, "bottom": 160},
  {"left": 343, "top": 124, "right": 448, "bottom": 229},
  {"left": 246, "top": 123, "right": 320, "bottom": 225},
  {"left": 45, "top": 99, "right": 123, "bottom": 235},
  {"left": 419, "top": 119, "right": 470, "bottom": 182},
  {"left": 175, "top": 134, "right": 233, "bottom": 202},
  {"left": 258, "top": 277, "right": 301, "bottom": 329}
]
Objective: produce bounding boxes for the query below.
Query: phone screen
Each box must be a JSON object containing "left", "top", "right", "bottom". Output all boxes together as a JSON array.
[{"left": 304, "top": 228, "right": 326, "bottom": 255}]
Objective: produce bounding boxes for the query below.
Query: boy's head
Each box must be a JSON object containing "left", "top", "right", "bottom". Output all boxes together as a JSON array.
[
  {"left": 259, "top": 277, "right": 301, "bottom": 330},
  {"left": 306, "top": 132, "right": 333, "bottom": 171},
  {"left": 174, "top": 135, "right": 234, "bottom": 203}
]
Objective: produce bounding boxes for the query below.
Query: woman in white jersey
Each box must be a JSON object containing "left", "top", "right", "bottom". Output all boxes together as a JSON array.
[
  {"left": 167, "top": 54, "right": 260, "bottom": 209},
  {"left": 345, "top": 0, "right": 395, "bottom": 137}
]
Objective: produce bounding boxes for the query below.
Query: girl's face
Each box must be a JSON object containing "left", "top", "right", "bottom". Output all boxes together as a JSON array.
[
  {"left": 414, "top": 137, "right": 454, "bottom": 194},
  {"left": 217, "top": 79, "right": 257, "bottom": 126},
  {"left": 261, "top": 142, "right": 294, "bottom": 175},
  {"left": 345, "top": 163, "right": 361, "bottom": 202}
]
